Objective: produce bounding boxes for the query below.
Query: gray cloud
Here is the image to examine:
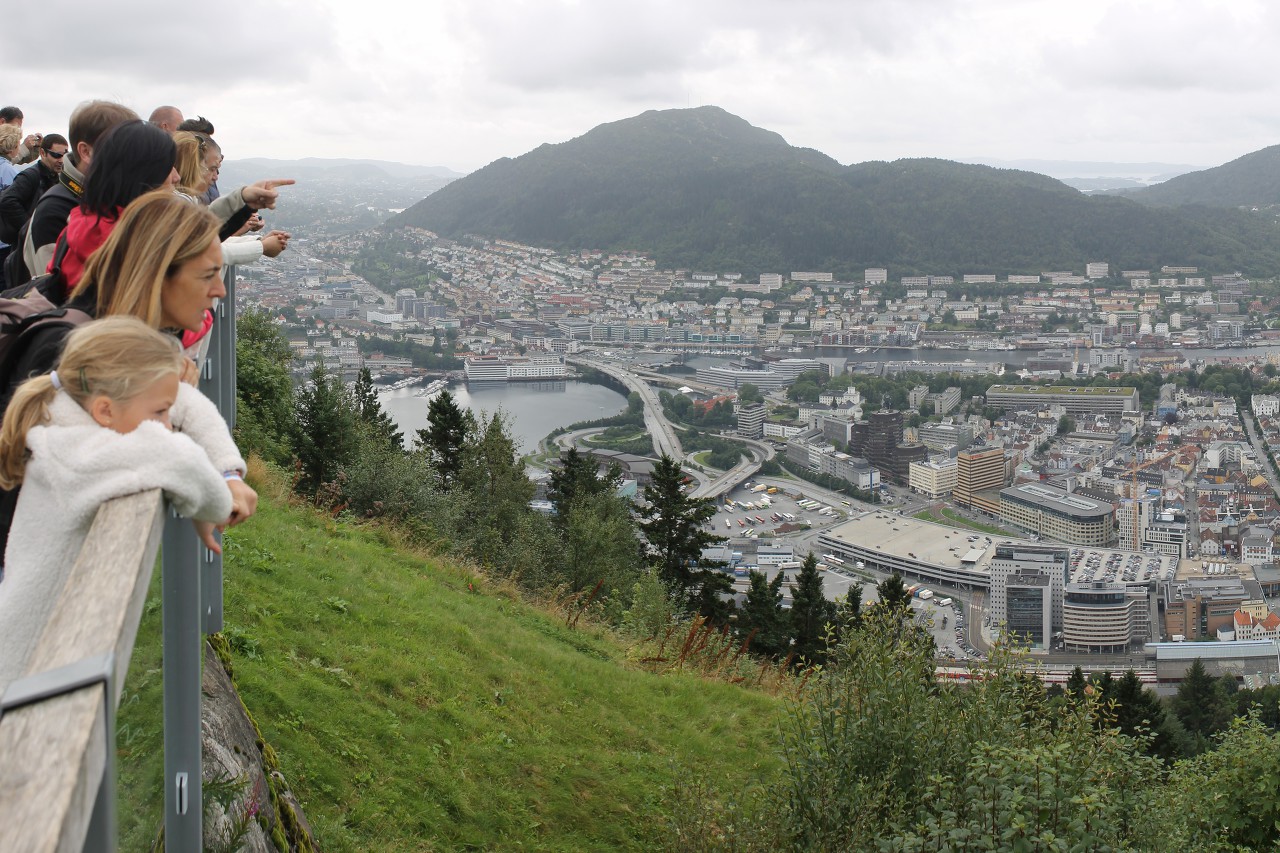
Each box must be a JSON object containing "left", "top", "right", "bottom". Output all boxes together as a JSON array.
[{"left": 4, "top": 0, "right": 337, "bottom": 85}]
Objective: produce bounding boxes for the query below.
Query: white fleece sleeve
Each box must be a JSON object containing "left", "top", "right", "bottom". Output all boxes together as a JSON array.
[
  {"left": 220, "top": 235, "right": 264, "bottom": 266},
  {"left": 170, "top": 383, "right": 247, "bottom": 476},
  {"left": 24, "top": 421, "right": 233, "bottom": 523}
]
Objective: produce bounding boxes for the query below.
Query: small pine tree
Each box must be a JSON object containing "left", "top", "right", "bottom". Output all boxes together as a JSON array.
[
  {"left": 790, "top": 553, "right": 836, "bottom": 665},
  {"left": 1066, "top": 666, "right": 1087, "bottom": 700},
  {"left": 418, "top": 389, "right": 471, "bottom": 489},
  {"left": 1171, "top": 658, "right": 1233, "bottom": 744},
  {"left": 352, "top": 368, "right": 403, "bottom": 451},
  {"left": 740, "top": 570, "right": 788, "bottom": 657},
  {"left": 875, "top": 571, "right": 912, "bottom": 613},
  {"left": 293, "top": 361, "right": 359, "bottom": 494},
  {"left": 636, "top": 455, "right": 724, "bottom": 594}
]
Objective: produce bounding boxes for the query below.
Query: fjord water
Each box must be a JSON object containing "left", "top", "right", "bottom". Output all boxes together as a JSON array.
[{"left": 379, "top": 380, "right": 628, "bottom": 454}]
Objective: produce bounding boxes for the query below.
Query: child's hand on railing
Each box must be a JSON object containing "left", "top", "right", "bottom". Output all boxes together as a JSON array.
[{"left": 193, "top": 519, "right": 222, "bottom": 554}]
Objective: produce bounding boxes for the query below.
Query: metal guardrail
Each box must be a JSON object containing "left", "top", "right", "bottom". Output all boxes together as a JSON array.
[{"left": 0, "top": 267, "right": 238, "bottom": 852}]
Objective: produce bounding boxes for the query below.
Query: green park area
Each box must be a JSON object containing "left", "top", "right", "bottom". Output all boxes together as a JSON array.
[{"left": 914, "top": 505, "right": 1010, "bottom": 536}]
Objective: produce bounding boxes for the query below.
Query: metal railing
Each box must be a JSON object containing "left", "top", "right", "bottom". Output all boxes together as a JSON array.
[{"left": 0, "top": 267, "right": 238, "bottom": 853}]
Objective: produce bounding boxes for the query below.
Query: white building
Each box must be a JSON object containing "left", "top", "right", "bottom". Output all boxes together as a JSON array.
[
  {"left": 1253, "top": 395, "right": 1280, "bottom": 417},
  {"left": 908, "top": 459, "right": 957, "bottom": 499}
]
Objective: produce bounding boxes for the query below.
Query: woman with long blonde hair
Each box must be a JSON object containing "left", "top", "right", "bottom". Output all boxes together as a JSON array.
[{"left": 0, "top": 190, "right": 256, "bottom": 561}]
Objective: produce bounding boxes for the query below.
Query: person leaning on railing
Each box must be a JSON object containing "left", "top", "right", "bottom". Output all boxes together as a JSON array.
[
  {"left": 0, "top": 190, "right": 257, "bottom": 564},
  {"left": 0, "top": 317, "right": 238, "bottom": 692}
]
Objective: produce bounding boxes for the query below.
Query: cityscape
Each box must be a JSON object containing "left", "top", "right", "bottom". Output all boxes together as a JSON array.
[{"left": 229, "top": 217, "right": 1280, "bottom": 694}]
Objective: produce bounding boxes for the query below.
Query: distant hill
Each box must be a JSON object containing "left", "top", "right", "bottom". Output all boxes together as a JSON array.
[
  {"left": 965, "top": 158, "right": 1196, "bottom": 191},
  {"left": 1117, "top": 145, "right": 1280, "bottom": 208},
  {"left": 393, "top": 106, "right": 1280, "bottom": 276},
  {"left": 225, "top": 157, "right": 465, "bottom": 181},
  {"left": 218, "top": 157, "right": 464, "bottom": 236}
]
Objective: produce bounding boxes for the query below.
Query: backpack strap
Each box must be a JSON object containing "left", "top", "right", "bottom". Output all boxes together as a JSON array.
[{"left": 50, "top": 234, "right": 70, "bottom": 274}]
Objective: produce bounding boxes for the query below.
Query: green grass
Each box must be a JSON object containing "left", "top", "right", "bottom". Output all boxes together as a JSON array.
[
  {"left": 117, "top": 484, "right": 782, "bottom": 851},
  {"left": 913, "top": 506, "right": 1010, "bottom": 537}
]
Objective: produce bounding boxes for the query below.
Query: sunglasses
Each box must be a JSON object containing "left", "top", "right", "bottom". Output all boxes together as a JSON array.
[{"left": 43, "top": 149, "right": 66, "bottom": 159}]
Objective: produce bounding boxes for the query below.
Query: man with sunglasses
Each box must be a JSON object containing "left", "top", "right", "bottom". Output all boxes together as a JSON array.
[{"left": 0, "top": 134, "right": 68, "bottom": 249}]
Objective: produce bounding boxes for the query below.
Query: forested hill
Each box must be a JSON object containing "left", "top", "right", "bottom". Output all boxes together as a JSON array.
[
  {"left": 1117, "top": 144, "right": 1280, "bottom": 208},
  {"left": 392, "top": 106, "right": 1280, "bottom": 277}
]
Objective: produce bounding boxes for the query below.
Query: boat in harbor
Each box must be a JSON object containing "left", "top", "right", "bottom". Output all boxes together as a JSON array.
[{"left": 415, "top": 378, "right": 450, "bottom": 397}]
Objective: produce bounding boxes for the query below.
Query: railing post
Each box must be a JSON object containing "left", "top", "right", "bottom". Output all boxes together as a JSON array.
[
  {"left": 162, "top": 507, "right": 203, "bottom": 850},
  {"left": 162, "top": 265, "right": 235, "bottom": 850},
  {"left": 198, "top": 266, "right": 236, "bottom": 634}
]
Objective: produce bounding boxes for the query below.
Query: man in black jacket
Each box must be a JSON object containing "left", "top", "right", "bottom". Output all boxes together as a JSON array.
[
  {"left": 0, "top": 134, "right": 67, "bottom": 246},
  {"left": 5, "top": 100, "right": 136, "bottom": 288}
]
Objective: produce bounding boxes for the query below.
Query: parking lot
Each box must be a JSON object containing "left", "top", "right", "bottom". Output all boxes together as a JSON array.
[{"left": 707, "top": 480, "right": 853, "bottom": 544}]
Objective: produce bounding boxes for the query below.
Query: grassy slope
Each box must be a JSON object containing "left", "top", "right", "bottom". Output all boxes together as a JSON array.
[{"left": 117, "top": 484, "right": 783, "bottom": 851}]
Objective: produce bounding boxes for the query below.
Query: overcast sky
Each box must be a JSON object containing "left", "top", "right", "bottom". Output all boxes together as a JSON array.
[{"left": 8, "top": 0, "right": 1277, "bottom": 175}]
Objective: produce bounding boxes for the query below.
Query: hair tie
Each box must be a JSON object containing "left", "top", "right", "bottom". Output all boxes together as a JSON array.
[
  {"left": 79, "top": 367, "right": 90, "bottom": 394},
  {"left": 49, "top": 370, "right": 63, "bottom": 391}
]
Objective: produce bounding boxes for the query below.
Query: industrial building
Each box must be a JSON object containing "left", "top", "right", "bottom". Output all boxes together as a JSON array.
[
  {"left": 818, "top": 513, "right": 1184, "bottom": 652},
  {"left": 985, "top": 385, "right": 1141, "bottom": 415}
]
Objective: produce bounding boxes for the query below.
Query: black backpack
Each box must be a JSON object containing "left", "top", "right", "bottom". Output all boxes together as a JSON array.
[{"left": 0, "top": 239, "right": 88, "bottom": 408}]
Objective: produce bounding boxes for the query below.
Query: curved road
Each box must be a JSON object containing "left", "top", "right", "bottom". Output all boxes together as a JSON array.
[
  {"left": 566, "top": 358, "right": 778, "bottom": 498},
  {"left": 569, "top": 357, "right": 684, "bottom": 459}
]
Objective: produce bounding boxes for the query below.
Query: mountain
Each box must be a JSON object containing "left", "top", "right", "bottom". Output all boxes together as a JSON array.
[
  {"left": 393, "top": 106, "right": 1280, "bottom": 276},
  {"left": 1117, "top": 145, "right": 1280, "bottom": 208}
]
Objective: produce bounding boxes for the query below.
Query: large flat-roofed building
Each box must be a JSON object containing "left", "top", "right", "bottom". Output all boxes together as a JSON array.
[
  {"left": 954, "top": 446, "right": 1006, "bottom": 510},
  {"left": 695, "top": 365, "right": 790, "bottom": 391},
  {"left": 1148, "top": 641, "right": 1280, "bottom": 692},
  {"left": 999, "top": 483, "right": 1115, "bottom": 547},
  {"left": 989, "top": 544, "right": 1068, "bottom": 650},
  {"left": 818, "top": 513, "right": 1178, "bottom": 652},
  {"left": 985, "top": 385, "right": 1140, "bottom": 415},
  {"left": 817, "top": 513, "right": 1176, "bottom": 595}
]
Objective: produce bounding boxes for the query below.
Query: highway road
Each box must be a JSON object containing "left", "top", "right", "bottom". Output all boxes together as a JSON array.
[{"left": 569, "top": 357, "right": 684, "bottom": 459}]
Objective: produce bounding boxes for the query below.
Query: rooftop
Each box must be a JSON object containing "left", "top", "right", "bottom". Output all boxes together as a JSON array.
[
  {"left": 1002, "top": 483, "right": 1114, "bottom": 518},
  {"left": 823, "top": 512, "right": 1178, "bottom": 586},
  {"left": 987, "top": 385, "right": 1138, "bottom": 397}
]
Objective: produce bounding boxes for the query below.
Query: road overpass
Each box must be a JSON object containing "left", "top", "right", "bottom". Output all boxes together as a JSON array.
[
  {"left": 568, "top": 357, "right": 684, "bottom": 459},
  {"left": 568, "top": 358, "right": 786, "bottom": 500},
  {"left": 688, "top": 434, "right": 776, "bottom": 499}
]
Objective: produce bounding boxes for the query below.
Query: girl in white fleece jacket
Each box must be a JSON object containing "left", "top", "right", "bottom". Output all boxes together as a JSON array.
[{"left": 0, "top": 317, "right": 240, "bottom": 690}]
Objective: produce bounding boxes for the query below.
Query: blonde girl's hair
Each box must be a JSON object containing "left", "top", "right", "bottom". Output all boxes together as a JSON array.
[
  {"left": 71, "top": 190, "right": 220, "bottom": 328},
  {"left": 172, "top": 131, "right": 206, "bottom": 196},
  {"left": 0, "top": 317, "right": 184, "bottom": 488},
  {"left": 0, "top": 125, "right": 22, "bottom": 161}
]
